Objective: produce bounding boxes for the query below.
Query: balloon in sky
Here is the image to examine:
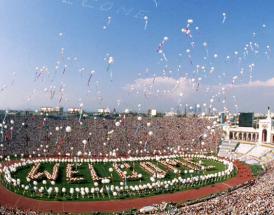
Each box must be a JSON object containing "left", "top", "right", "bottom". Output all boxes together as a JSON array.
[
  {"left": 186, "top": 49, "right": 193, "bottom": 65},
  {"left": 181, "top": 19, "right": 194, "bottom": 38},
  {"left": 201, "top": 41, "right": 209, "bottom": 59},
  {"left": 103, "top": 16, "right": 112, "bottom": 30},
  {"left": 222, "top": 12, "right": 227, "bottom": 23},
  {"left": 157, "top": 36, "right": 169, "bottom": 61},
  {"left": 153, "top": 0, "right": 158, "bottom": 8},
  {"left": 144, "top": 16, "right": 148, "bottom": 30},
  {"left": 87, "top": 70, "right": 95, "bottom": 87},
  {"left": 105, "top": 55, "right": 114, "bottom": 81}
]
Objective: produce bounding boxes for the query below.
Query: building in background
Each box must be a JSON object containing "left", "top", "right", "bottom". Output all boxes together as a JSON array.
[
  {"left": 220, "top": 112, "right": 226, "bottom": 124},
  {"left": 40, "top": 107, "right": 63, "bottom": 115},
  {"left": 148, "top": 109, "right": 157, "bottom": 117},
  {"left": 67, "top": 108, "right": 82, "bottom": 115},
  {"left": 238, "top": 112, "right": 254, "bottom": 127},
  {"left": 165, "top": 111, "right": 177, "bottom": 117},
  {"left": 97, "top": 108, "right": 110, "bottom": 114},
  {"left": 224, "top": 107, "right": 274, "bottom": 144}
]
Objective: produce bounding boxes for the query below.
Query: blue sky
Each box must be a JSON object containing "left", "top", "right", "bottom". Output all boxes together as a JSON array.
[{"left": 0, "top": 0, "right": 274, "bottom": 113}]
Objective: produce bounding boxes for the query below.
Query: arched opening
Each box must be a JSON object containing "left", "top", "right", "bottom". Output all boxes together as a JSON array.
[
  {"left": 243, "top": 133, "right": 247, "bottom": 141},
  {"left": 262, "top": 129, "right": 267, "bottom": 142},
  {"left": 229, "top": 132, "right": 233, "bottom": 139}
]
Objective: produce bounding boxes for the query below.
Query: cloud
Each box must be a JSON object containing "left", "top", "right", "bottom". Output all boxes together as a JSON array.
[
  {"left": 246, "top": 78, "right": 274, "bottom": 87},
  {"left": 228, "top": 77, "right": 274, "bottom": 89},
  {"left": 124, "top": 76, "right": 274, "bottom": 113},
  {"left": 122, "top": 76, "right": 214, "bottom": 111},
  {"left": 218, "top": 77, "right": 274, "bottom": 112},
  {"left": 124, "top": 76, "right": 198, "bottom": 99}
]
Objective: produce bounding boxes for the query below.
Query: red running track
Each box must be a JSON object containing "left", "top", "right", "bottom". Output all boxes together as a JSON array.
[{"left": 0, "top": 161, "right": 253, "bottom": 213}]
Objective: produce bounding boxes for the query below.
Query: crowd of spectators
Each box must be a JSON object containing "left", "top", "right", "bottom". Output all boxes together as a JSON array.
[
  {"left": 0, "top": 114, "right": 221, "bottom": 158},
  {"left": 177, "top": 161, "right": 274, "bottom": 214},
  {"left": 0, "top": 206, "right": 39, "bottom": 215}
]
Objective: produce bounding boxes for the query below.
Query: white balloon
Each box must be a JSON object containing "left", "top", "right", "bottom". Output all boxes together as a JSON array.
[{"left": 65, "top": 126, "right": 72, "bottom": 133}]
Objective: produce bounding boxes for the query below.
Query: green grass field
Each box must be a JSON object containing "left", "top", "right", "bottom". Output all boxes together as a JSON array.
[
  {"left": 249, "top": 164, "right": 265, "bottom": 176},
  {"left": 2, "top": 157, "right": 235, "bottom": 201}
]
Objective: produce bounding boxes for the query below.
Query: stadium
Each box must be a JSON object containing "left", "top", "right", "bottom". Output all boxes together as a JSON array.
[
  {"left": 0, "top": 110, "right": 261, "bottom": 214},
  {"left": 1, "top": 0, "right": 274, "bottom": 214}
]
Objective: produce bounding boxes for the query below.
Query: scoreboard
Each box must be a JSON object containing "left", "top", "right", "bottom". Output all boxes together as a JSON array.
[{"left": 239, "top": 112, "right": 254, "bottom": 127}]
